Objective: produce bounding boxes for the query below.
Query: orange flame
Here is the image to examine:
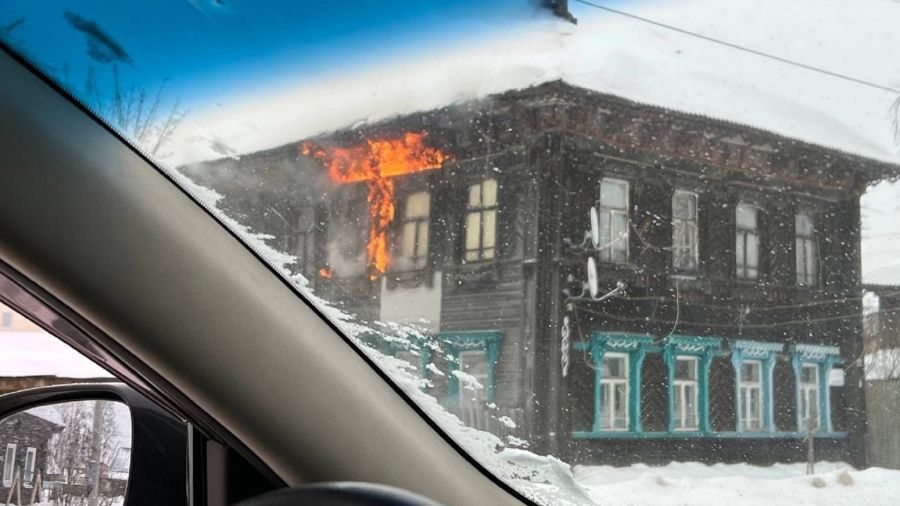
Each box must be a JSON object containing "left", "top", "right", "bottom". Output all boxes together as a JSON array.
[
  {"left": 319, "top": 267, "right": 333, "bottom": 279},
  {"left": 302, "top": 132, "right": 450, "bottom": 280}
]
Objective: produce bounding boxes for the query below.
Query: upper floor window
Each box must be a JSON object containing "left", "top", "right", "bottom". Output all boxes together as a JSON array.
[
  {"left": 799, "top": 364, "right": 820, "bottom": 431},
  {"left": 23, "top": 447, "right": 36, "bottom": 487},
  {"left": 795, "top": 213, "right": 818, "bottom": 286},
  {"left": 599, "top": 353, "right": 629, "bottom": 430},
  {"left": 739, "top": 360, "right": 763, "bottom": 431},
  {"left": 598, "top": 179, "right": 629, "bottom": 263},
  {"left": 735, "top": 203, "right": 759, "bottom": 280},
  {"left": 672, "top": 191, "right": 699, "bottom": 272},
  {"left": 464, "top": 179, "right": 498, "bottom": 262},
  {"left": 398, "top": 191, "right": 430, "bottom": 270},
  {"left": 673, "top": 356, "right": 699, "bottom": 430}
]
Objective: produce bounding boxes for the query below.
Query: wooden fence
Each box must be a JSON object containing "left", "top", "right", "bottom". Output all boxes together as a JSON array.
[{"left": 866, "top": 379, "right": 900, "bottom": 469}]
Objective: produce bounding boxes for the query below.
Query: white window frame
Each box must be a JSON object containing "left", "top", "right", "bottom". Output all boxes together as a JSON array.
[
  {"left": 457, "top": 350, "right": 489, "bottom": 430},
  {"left": 795, "top": 213, "right": 818, "bottom": 286},
  {"left": 799, "top": 363, "right": 820, "bottom": 432},
  {"left": 739, "top": 360, "right": 763, "bottom": 432},
  {"left": 673, "top": 356, "right": 699, "bottom": 431},
  {"left": 398, "top": 191, "right": 431, "bottom": 270},
  {"left": 597, "top": 178, "right": 630, "bottom": 263},
  {"left": 600, "top": 352, "right": 630, "bottom": 431},
  {"left": 672, "top": 190, "right": 699, "bottom": 272},
  {"left": 735, "top": 203, "right": 760, "bottom": 280},
  {"left": 22, "top": 447, "right": 35, "bottom": 488},
  {"left": 2, "top": 443, "right": 16, "bottom": 486},
  {"left": 463, "top": 179, "right": 498, "bottom": 263}
]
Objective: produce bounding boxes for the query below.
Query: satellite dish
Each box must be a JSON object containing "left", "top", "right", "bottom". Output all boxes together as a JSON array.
[
  {"left": 589, "top": 206, "right": 600, "bottom": 248},
  {"left": 587, "top": 256, "right": 599, "bottom": 299}
]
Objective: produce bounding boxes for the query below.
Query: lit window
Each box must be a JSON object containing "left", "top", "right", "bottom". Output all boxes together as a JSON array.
[
  {"left": 735, "top": 203, "right": 759, "bottom": 280},
  {"left": 799, "top": 364, "right": 820, "bottom": 431},
  {"left": 23, "top": 447, "right": 36, "bottom": 487},
  {"left": 672, "top": 191, "right": 699, "bottom": 271},
  {"left": 795, "top": 213, "right": 818, "bottom": 286},
  {"left": 673, "top": 357, "right": 699, "bottom": 430},
  {"left": 598, "top": 179, "right": 629, "bottom": 263},
  {"left": 399, "top": 191, "right": 430, "bottom": 269},
  {"left": 600, "top": 353, "right": 629, "bottom": 430},
  {"left": 739, "top": 360, "right": 763, "bottom": 431},
  {"left": 458, "top": 350, "right": 489, "bottom": 430},
  {"left": 2, "top": 443, "right": 15, "bottom": 487},
  {"left": 464, "top": 179, "right": 497, "bottom": 262}
]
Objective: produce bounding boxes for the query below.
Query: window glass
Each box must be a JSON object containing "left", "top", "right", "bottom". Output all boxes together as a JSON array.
[
  {"left": 672, "top": 191, "right": 699, "bottom": 271},
  {"left": 736, "top": 203, "right": 760, "bottom": 279},
  {"left": 598, "top": 179, "right": 629, "bottom": 263},
  {"left": 464, "top": 179, "right": 498, "bottom": 262}
]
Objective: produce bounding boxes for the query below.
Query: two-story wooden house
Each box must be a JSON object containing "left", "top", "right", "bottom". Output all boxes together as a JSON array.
[{"left": 180, "top": 81, "right": 900, "bottom": 467}]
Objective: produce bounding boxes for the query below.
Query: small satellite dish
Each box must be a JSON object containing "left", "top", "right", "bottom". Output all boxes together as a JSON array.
[
  {"left": 589, "top": 206, "right": 600, "bottom": 248},
  {"left": 587, "top": 256, "right": 599, "bottom": 299}
]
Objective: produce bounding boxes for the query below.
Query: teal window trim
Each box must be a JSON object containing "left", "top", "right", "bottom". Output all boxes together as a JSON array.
[
  {"left": 439, "top": 331, "right": 502, "bottom": 410},
  {"left": 378, "top": 333, "right": 433, "bottom": 380},
  {"left": 730, "top": 340, "right": 783, "bottom": 433},
  {"left": 571, "top": 430, "right": 849, "bottom": 440},
  {"left": 664, "top": 335, "right": 722, "bottom": 434},
  {"left": 790, "top": 344, "right": 840, "bottom": 434},
  {"left": 581, "top": 332, "right": 657, "bottom": 433}
]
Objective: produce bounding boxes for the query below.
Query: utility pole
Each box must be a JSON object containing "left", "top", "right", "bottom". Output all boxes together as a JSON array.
[{"left": 88, "top": 400, "right": 103, "bottom": 506}]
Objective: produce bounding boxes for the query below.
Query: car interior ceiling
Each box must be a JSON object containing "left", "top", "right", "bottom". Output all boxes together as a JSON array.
[{"left": 0, "top": 48, "right": 526, "bottom": 506}]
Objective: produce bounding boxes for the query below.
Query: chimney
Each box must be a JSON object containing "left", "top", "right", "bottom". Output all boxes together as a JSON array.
[{"left": 543, "top": 0, "right": 577, "bottom": 24}]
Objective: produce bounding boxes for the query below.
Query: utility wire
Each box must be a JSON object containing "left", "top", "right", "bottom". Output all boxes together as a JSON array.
[{"left": 571, "top": 0, "right": 900, "bottom": 96}]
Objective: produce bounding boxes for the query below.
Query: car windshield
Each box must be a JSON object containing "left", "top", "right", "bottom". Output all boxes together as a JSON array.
[{"left": 4, "top": 1, "right": 900, "bottom": 504}]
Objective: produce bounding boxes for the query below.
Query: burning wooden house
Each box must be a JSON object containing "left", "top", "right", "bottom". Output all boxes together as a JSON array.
[{"left": 180, "top": 80, "right": 900, "bottom": 466}]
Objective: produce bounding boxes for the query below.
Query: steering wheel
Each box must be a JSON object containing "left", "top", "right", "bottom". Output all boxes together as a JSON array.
[{"left": 234, "top": 482, "right": 446, "bottom": 506}]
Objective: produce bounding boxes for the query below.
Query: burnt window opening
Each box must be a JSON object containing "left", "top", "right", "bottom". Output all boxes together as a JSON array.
[
  {"left": 735, "top": 203, "right": 760, "bottom": 280},
  {"left": 795, "top": 212, "right": 819, "bottom": 287},
  {"left": 672, "top": 190, "right": 699, "bottom": 272},
  {"left": 464, "top": 178, "right": 498, "bottom": 263},
  {"left": 398, "top": 191, "right": 431, "bottom": 270},
  {"left": 597, "top": 178, "right": 629, "bottom": 263}
]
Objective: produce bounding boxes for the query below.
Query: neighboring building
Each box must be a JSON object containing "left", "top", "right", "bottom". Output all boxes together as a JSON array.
[
  {"left": 181, "top": 81, "right": 900, "bottom": 466},
  {"left": 0, "top": 410, "right": 61, "bottom": 496}
]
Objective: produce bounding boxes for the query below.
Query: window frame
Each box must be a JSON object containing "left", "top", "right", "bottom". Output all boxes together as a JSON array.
[
  {"left": 799, "top": 363, "right": 820, "bottom": 432},
  {"left": 2, "top": 443, "right": 16, "bottom": 486},
  {"left": 673, "top": 356, "right": 699, "bottom": 431},
  {"left": 22, "top": 446, "right": 36, "bottom": 488},
  {"left": 457, "top": 349, "right": 490, "bottom": 430},
  {"left": 672, "top": 190, "right": 699, "bottom": 272},
  {"left": 398, "top": 191, "right": 431, "bottom": 270},
  {"left": 463, "top": 179, "right": 498, "bottom": 263},
  {"left": 599, "top": 352, "right": 630, "bottom": 431},
  {"left": 795, "top": 212, "right": 818, "bottom": 286},
  {"left": 738, "top": 359, "right": 763, "bottom": 432},
  {"left": 597, "top": 178, "right": 630, "bottom": 264},
  {"left": 735, "top": 203, "right": 760, "bottom": 280}
]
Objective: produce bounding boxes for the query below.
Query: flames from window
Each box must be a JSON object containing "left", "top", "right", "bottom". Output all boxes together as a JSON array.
[{"left": 302, "top": 132, "right": 450, "bottom": 280}]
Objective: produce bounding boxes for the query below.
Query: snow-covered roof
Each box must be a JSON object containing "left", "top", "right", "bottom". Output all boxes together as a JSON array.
[{"left": 166, "top": 0, "right": 900, "bottom": 169}]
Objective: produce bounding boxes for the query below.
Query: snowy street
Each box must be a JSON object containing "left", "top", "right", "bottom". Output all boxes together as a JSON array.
[{"left": 573, "top": 462, "right": 900, "bottom": 506}]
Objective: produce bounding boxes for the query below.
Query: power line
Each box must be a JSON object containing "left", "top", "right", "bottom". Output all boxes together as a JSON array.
[{"left": 571, "top": 0, "right": 900, "bottom": 96}]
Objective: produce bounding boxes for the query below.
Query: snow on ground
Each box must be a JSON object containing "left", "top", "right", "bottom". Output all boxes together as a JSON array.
[{"left": 574, "top": 462, "right": 900, "bottom": 506}]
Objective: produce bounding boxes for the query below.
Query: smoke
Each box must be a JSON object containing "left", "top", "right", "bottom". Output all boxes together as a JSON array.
[{"left": 63, "top": 11, "right": 132, "bottom": 65}]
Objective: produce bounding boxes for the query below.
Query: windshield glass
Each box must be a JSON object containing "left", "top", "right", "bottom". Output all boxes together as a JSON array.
[{"left": 4, "top": 1, "right": 900, "bottom": 504}]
